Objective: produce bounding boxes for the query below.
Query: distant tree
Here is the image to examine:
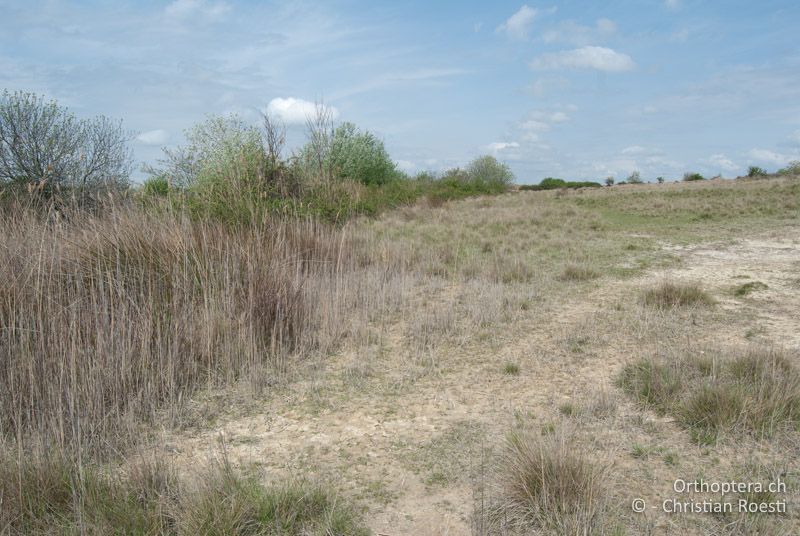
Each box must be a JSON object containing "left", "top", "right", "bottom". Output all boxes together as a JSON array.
[
  {"left": 627, "top": 170, "right": 643, "bottom": 184},
  {"left": 777, "top": 161, "right": 800, "bottom": 175},
  {"left": 0, "top": 90, "right": 132, "bottom": 194},
  {"left": 683, "top": 172, "right": 705, "bottom": 182},
  {"left": 656, "top": 176, "right": 665, "bottom": 184},
  {"left": 747, "top": 166, "right": 767, "bottom": 178},
  {"left": 466, "top": 155, "right": 514, "bottom": 187},
  {"left": 605, "top": 176, "right": 615, "bottom": 186}
]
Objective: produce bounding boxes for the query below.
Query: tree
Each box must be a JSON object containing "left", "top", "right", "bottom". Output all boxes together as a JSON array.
[
  {"left": 0, "top": 90, "right": 131, "bottom": 194},
  {"left": 605, "top": 176, "right": 615, "bottom": 186},
  {"left": 627, "top": 170, "right": 643, "bottom": 184},
  {"left": 656, "top": 176, "right": 665, "bottom": 184},
  {"left": 466, "top": 155, "right": 514, "bottom": 187}
]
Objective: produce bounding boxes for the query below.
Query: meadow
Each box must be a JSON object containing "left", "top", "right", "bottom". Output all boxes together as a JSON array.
[{"left": 2, "top": 91, "right": 800, "bottom": 536}]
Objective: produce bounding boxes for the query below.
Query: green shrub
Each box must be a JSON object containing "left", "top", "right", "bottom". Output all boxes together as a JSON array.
[
  {"left": 539, "top": 177, "right": 567, "bottom": 190},
  {"left": 465, "top": 155, "right": 514, "bottom": 188},
  {"left": 683, "top": 172, "right": 705, "bottom": 181},
  {"left": 605, "top": 176, "right": 615, "bottom": 186},
  {"left": 777, "top": 161, "right": 800, "bottom": 176},
  {"left": 734, "top": 281, "right": 768, "bottom": 297},
  {"left": 142, "top": 175, "right": 170, "bottom": 196},
  {"left": 748, "top": 166, "right": 768, "bottom": 178},
  {"left": 329, "top": 122, "right": 397, "bottom": 186}
]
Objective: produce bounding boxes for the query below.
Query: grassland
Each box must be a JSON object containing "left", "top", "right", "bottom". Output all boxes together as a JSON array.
[{"left": 2, "top": 176, "right": 799, "bottom": 534}]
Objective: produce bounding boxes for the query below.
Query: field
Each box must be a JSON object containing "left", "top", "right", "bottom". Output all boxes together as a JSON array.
[{"left": 2, "top": 176, "right": 799, "bottom": 534}]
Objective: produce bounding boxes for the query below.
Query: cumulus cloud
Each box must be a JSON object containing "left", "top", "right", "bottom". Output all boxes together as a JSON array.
[
  {"left": 708, "top": 154, "right": 738, "bottom": 172},
  {"left": 136, "top": 129, "right": 169, "bottom": 146},
  {"left": 747, "top": 149, "right": 794, "bottom": 166},
  {"left": 265, "top": 97, "right": 339, "bottom": 124},
  {"left": 530, "top": 46, "right": 635, "bottom": 72},
  {"left": 485, "top": 142, "right": 520, "bottom": 154},
  {"left": 496, "top": 5, "right": 538, "bottom": 40}
]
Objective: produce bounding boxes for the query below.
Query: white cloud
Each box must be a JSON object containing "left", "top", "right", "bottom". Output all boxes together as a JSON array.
[
  {"left": 265, "top": 97, "right": 339, "bottom": 124},
  {"left": 136, "top": 129, "right": 169, "bottom": 146},
  {"left": 485, "top": 141, "right": 520, "bottom": 154},
  {"left": 747, "top": 149, "right": 794, "bottom": 166},
  {"left": 497, "top": 5, "right": 538, "bottom": 40},
  {"left": 708, "top": 154, "right": 738, "bottom": 172},
  {"left": 530, "top": 46, "right": 635, "bottom": 72},
  {"left": 165, "top": 0, "right": 230, "bottom": 20}
]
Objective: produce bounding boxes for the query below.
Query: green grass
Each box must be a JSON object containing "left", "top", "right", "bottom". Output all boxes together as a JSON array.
[
  {"left": 0, "top": 454, "right": 368, "bottom": 536},
  {"left": 734, "top": 281, "right": 768, "bottom": 297},
  {"left": 503, "top": 362, "right": 521, "bottom": 375},
  {"left": 619, "top": 348, "right": 800, "bottom": 444},
  {"left": 642, "top": 281, "right": 714, "bottom": 308}
]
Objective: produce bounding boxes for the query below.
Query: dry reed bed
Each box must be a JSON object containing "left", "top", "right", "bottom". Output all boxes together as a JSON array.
[{"left": 0, "top": 207, "right": 405, "bottom": 457}]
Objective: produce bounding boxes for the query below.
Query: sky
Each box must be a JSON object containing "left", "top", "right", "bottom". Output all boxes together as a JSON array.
[{"left": 1, "top": 0, "right": 799, "bottom": 184}]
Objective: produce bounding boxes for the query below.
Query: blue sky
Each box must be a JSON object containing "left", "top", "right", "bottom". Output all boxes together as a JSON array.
[{"left": 2, "top": 0, "right": 799, "bottom": 183}]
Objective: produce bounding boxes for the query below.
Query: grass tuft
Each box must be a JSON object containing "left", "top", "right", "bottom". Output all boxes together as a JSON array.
[
  {"left": 619, "top": 348, "right": 800, "bottom": 444},
  {"left": 641, "top": 281, "right": 713, "bottom": 308},
  {"left": 486, "top": 432, "right": 608, "bottom": 534},
  {"left": 558, "top": 264, "right": 600, "bottom": 282}
]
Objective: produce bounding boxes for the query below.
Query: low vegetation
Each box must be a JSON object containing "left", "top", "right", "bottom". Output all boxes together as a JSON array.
[
  {"left": 480, "top": 432, "right": 608, "bottom": 535},
  {"left": 0, "top": 452, "right": 367, "bottom": 535},
  {"left": 641, "top": 281, "right": 713, "bottom": 308},
  {"left": 619, "top": 348, "right": 800, "bottom": 444}
]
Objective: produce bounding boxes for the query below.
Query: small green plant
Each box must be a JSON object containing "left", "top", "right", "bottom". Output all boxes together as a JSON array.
[
  {"left": 141, "top": 175, "right": 170, "bottom": 196},
  {"left": 683, "top": 172, "right": 705, "bottom": 181},
  {"left": 503, "top": 362, "right": 521, "bottom": 375},
  {"left": 734, "top": 281, "right": 768, "bottom": 297},
  {"left": 748, "top": 166, "right": 768, "bottom": 178}
]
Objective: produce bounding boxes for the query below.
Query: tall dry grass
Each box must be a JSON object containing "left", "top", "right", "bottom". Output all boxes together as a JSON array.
[{"left": 0, "top": 205, "right": 391, "bottom": 457}]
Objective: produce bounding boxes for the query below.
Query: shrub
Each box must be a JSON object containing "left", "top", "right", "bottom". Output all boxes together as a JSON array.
[
  {"left": 734, "top": 281, "right": 768, "bottom": 297},
  {"left": 748, "top": 166, "right": 768, "bottom": 178},
  {"left": 777, "top": 161, "right": 800, "bottom": 176},
  {"left": 0, "top": 90, "right": 132, "bottom": 196},
  {"left": 539, "top": 177, "right": 567, "bottom": 190},
  {"left": 328, "top": 121, "right": 397, "bottom": 186},
  {"left": 466, "top": 155, "right": 514, "bottom": 188},
  {"left": 605, "top": 176, "right": 615, "bottom": 186},
  {"left": 683, "top": 172, "right": 705, "bottom": 181},
  {"left": 656, "top": 176, "right": 665, "bottom": 184},
  {"left": 142, "top": 175, "right": 170, "bottom": 196}
]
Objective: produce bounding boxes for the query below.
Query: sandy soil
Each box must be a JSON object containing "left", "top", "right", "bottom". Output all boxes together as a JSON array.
[{"left": 162, "top": 230, "right": 800, "bottom": 535}]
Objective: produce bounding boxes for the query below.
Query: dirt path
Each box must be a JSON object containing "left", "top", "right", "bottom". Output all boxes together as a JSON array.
[{"left": 163, "top": 233, "right": 800, "bottom": 535}]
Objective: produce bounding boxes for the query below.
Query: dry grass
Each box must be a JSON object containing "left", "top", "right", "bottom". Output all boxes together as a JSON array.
[{"left": 479, "top": 432, "right": 609, "bottom": 535}]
